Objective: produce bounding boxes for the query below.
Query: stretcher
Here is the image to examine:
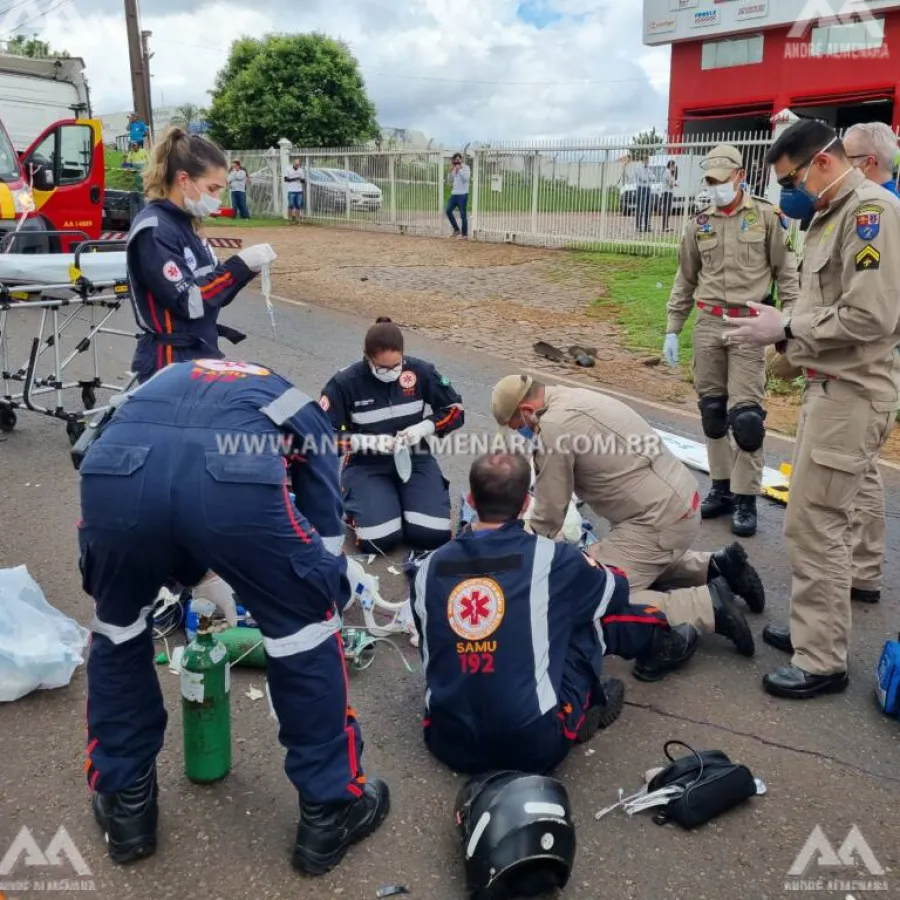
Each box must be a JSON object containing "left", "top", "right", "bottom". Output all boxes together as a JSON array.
[{"left": 0, "top": 236, "right": 138, "bottom": 444}]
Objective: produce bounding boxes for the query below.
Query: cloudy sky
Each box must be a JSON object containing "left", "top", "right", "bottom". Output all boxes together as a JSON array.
[{"left": 6, "top": 0, "right": 672, "bottom": 144}]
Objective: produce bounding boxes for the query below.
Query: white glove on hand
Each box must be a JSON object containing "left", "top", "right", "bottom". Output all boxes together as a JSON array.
[
  {"left": 197, "top": 572, "right": 238, "bottom": 627},
  {"left": 237, "top": 243, "right": 277, "bottom": 273},
  {"left": 663, "top": 333, "right": 679, "bottom": 367},
  {"left": 396, "top": 419, "right": 435, "bottom": 446},
  {"left": 349, "top": 433, "right": 396, "bottom": 454}
]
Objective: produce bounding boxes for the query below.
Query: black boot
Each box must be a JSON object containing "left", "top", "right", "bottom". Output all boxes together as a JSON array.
[
  {"left": 762, "top": 623, "right": 793, "bottom": 653},
  {"left": 709, "top": 577, "right": 754, "bottom": 656},
  {"left": 293, "top": 778, "right": 390, "bottom": 876},
  {"left": 709, "top": 541, "right": 765, "bottom": 613},
  {"left": 576, "top": 677, "right": 625, "bottom": 744},
  {"left": 92, "top": 761, "right": 158, "bottom": 865},
  {"left": 633, "top": 624, "right": 699, "bottom": 682},
  {"left": 731, "top": 495, "right": 758, "bottom": 537},
  {"left": 763, "top": 665, "right": 848, "bottom": 699},
  {"left": 701, "top": 480, "right": 733, "bottom": 519},
  {"left": 851, "top": 588, "right": 881, "bottom": 604}
]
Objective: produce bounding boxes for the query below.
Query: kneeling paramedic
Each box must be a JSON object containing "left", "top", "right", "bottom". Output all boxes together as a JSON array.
[
  {"left": 410, "top": 452, "right": 699, "bottom": 775},
  {"left": 320, "top": 317, "right": 464, "bottom": 552},
  {"left": 491, "top": 374, "right": 766, "bottom": 659},
  {"left": 77, "top": 359, "right": 388, "bottom": 875}
]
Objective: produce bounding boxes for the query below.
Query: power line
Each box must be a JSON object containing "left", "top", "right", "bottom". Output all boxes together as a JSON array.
[{"left": 0, "top": 0, "right": 74, "bottom": 37}]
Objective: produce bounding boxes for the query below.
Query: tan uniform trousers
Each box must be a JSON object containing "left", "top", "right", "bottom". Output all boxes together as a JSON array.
[
  {"left": 692, "top": 311, "right": 766, "bottom": 495},
  {"left": 588, "top": 510, "right": 716, "bottom": 633},
  {"left": 785, "top": 380, "right": 894, "bottom": 675}
]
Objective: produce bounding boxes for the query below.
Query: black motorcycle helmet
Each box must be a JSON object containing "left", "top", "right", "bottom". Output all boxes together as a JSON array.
[{"left": 455, "top": 771, "right": 576, "bottom": 900}]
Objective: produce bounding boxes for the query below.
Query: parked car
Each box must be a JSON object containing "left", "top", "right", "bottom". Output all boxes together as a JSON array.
[
  {"left": 321, "top": 168, "right": 383, "bottom": 211},
  {"left": 304, "top": 168, "right": 349, "bottom": 214}
]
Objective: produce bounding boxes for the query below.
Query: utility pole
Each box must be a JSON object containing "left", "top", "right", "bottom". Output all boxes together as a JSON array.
[
  {"left": 124, "top": 0, "right": 150, "bottom": 126},
  {"left": 141, "top": 29, "right": 154, "bottom": 139}
]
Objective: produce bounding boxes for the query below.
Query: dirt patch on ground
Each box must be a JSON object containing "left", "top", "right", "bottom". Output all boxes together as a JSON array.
[{"left": 210, "top": 223, "right": 900, "bottom": 461}]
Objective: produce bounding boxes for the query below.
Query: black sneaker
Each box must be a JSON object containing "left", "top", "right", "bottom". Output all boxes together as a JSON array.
[
  {"left": 633, "top": 624, "right": 699, "bottom": 682},
  {"left": 92, "top": 762, "right": 158, "bottom": 865},
  {"left": 731, "top": 495, "right": 758, "bottom": 537},
  {"left": 576, "top": 678, "right": 625, "bottom": 744},
  {"left": 710, "top": 542, "right": 765, "bottom": 613},
  {"left": 292, "top": 778, "right": 390, "bottom": 876}
]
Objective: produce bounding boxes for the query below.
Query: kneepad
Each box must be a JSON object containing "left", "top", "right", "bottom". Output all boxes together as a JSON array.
[
  {"left": 698, "top": 396, "right": 729, "bottom": 440},
  {"left": 728, "top": 404, "right": 766, "bottom": 453}
]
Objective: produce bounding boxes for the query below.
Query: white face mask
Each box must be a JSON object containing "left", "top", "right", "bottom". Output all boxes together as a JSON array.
[
  {"left": 709, "top": 181, "right": 737, "bottom": 208},
  {"left": 369, "top": 362, "right": 401, "bottom": 383},
  {"left": 183, "top": 180, "right": 221, "bottom": 219}
]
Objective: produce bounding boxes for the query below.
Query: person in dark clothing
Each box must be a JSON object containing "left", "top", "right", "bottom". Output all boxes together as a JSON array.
[
  {"left": 410, "top": 452, "right": 699, "bottom": 776},
  {"left": 320, "top": 318, "right": 464, "bottom": 552},
  {"left": 126, "top": 126, "right": 276, "bottom": 383}
]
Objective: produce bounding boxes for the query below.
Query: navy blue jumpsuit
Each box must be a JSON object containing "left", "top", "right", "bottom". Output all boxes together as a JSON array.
[
  {"left": 80, "top": 359, "right": 365, "bottom": 805},
  {"left": 411, "top": 521, "right": 669, "bottom": 774},
  {"left": 126, "top": 201, "right": 256, "bottom": 382},
  {"left": 319, "top": 357, "right": 464, "bottom": 552}
]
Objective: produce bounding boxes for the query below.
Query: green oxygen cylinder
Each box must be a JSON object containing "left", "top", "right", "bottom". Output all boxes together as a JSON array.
[
  {"left": 216, "top": 627, "right": 267, "bottom": 668},
  {"left": 181, "top": 599, "right": 232, "bottom": 783}
]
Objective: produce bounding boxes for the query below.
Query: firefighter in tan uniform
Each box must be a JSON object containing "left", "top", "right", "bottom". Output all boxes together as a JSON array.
[
  {"left": 725, "top": 119, "right": 900, "bottom": 700},
  {"left": 664, "top": 144, "right": 800, "bottom": 538},
  {"left": 490, "top": 374, "right": 767, "bottom": 665}
]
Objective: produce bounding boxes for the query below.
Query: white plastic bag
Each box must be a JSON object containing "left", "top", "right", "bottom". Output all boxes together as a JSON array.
[{"left": 0, "top": 566, "right": 90, "bottom": 702}]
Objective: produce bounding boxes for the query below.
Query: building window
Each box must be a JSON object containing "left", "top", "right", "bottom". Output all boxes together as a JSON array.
[
  {"left": 701, "top": 35, "right": 764, "bottom": 69},
  {"left": 809, "top": 17, "right": 885, "bottom": 56}
]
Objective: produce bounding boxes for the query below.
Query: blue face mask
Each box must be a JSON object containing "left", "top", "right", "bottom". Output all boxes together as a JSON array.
[
  {"left": 517, "top": 425, "right": 534, "bottom": 440},
  {"left": 778, "top": 186, "right": 816, "bottom": 222}
]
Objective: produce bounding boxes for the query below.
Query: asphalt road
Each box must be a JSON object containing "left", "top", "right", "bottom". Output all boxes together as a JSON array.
[{"left": 1, "top": 286, "right": 899, "bottom": 900}]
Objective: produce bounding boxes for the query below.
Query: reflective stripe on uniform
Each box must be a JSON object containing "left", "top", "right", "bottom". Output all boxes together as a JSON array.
[
  {"left": 126, "top": 216, "right": 159, "bottom": 333},
  {"left": 413, "top": 553, "right": 434, "bottom": 712},
  {"left": 356, "top": 517, "right": 403, "bottom": 540},
  {"left": 530, "top": 535, "right": 558, "bottom": 715},
  {"left": 261, "top": 387, "right": 313, "bottom": 425},
  {"left": 403, "top": 511, "right": 451, "bottom": 532},
  {"left": 187, "top": 285, "right": 204, "bottom": 319},
  {"left": 263, "top": 615, "right": 342, "bottom": 658},
  {"left": 321, "top": 534, "right": 344, "bottom": 555},
  {"left": 90, "top": 605, "right": 154, "bottom": 645},
  {"left": 194, "top": 265, "right": 214, "bottom": 277},
  {"left": 350, "top": 400, "right": 424, "bottom": 425},
  {"left": 591, "top": 564, "right": 617, "bottom": 657},
  {"left": 125, "top": 215, "right": 158, "bottom": 248}
]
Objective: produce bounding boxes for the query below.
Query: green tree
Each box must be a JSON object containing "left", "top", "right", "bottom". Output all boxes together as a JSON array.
[
  {"left": 628, "top": 126, "right": 666, "bottom": 162},
  {"left": 6, "top": 35, "right": 69, "bottom": 57},
  {"left": 207, "top": 33, "right": 379, "bottom": 149},
  {"left": 173, "top": 104, "right": 208, "bottom": 127}
]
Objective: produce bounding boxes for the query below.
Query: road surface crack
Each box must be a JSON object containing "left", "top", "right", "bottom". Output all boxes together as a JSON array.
[{"left": 625, "top": 699, "right": 900, "bottom": 785}]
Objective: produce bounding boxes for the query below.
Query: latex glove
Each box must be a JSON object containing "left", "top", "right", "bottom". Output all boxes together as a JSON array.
[
  {"left": 663, "top": 333, "right": 679, "bottom": 367},
  {"left": 196, "top": 572, "right": 238, "bottom": 627},
  {"left": 237, "top": 243, "right": 277, "bottom": 273},
  {"left": 349, "top": 432, "right": 396, "bottom": 454},
  {"left": 723, "top": 301, "right": 784, "bottom": 347},
  {"left": 396, "top": 419, "right": 435, "bottom": 446}
]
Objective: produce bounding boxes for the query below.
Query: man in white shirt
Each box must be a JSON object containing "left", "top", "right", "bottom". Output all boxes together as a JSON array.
[
  {"left": 446, "top": 153, "right": 471, "bottom": 238},
  {"left": 284, "top": 157, "right": 305, "bottom": 224}
]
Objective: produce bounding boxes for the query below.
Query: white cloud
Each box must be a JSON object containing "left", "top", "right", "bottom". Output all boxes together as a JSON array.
[{"left": 21, "top": 0, "right": 672, "bottom": 144}]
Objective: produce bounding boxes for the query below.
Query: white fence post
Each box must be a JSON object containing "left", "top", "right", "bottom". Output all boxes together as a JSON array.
[
  {"left": 344, "top": 153, "right": 351, "bottom": 220},
  {"left": 530, "top": 151, "right": 539, "bottom": 234},
  {"left": 437, "top": 151, "right": 444, "bottom": 226},
  {"left": 471, "top": 147, "right": 480, "bottom": 239},
  {"left": 277, "top": 138, "right": 292, "bottom": 219},
  {"left": 389, "top": 153, "right": 396, "bottom": 225}
]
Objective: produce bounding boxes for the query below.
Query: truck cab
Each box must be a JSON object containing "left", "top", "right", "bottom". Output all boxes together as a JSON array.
[{"left": 0, "top": 116, "right": 141, "bottom": 253}]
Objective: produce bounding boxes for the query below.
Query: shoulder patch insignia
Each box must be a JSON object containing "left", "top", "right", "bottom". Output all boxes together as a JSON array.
[
  {"left": 399, "top": 370, "right": 417, "bottom": 390},
  {"left": 440, "top": 375, "right": 451, "bottom": 386},
  {"left": 696, "top": 213, "right": 709, "bottom": 225},
  {"left": 856, "top": 205, "right": 882, "bottom": 241},
  {"left": 855, "top": 244, "right": 880, "bottom": 271},
  {"left": 319, "top": 394, "right": 330, "bottom": 412},
  {"left": 447, "top": 577, "right": 505, "bottom": 641},
  {"left": 162, "top": 261, "right": 182, "bottom": 282}
]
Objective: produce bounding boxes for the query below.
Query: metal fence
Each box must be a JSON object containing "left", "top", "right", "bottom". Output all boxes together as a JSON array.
[{"left": 227, "top": 127, "right": 900, "bottom": 254}]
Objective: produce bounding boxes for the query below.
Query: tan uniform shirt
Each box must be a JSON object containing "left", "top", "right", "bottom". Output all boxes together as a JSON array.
[
  {"left": 529, "top": 387, "right": 699, "bottom": 539},
  {"left": 667, "top": 193, "right": 800, "bottom": 334},
  {"left": 784, "top": 169, "right": 900, "bottom": 402}
]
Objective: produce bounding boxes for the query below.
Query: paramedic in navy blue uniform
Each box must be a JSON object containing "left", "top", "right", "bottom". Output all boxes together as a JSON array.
[
  {"left": 319, "top": 317, "right": 464, "bottom": 552},
  {"left": 126, "top": 126, "right": 277, "bottom": 383},
  {"left": 79, "top": 359, "right": 388, "bottom": 875},
  {"left": 410, "top": 452, "right": 699, "bottom": 775}
]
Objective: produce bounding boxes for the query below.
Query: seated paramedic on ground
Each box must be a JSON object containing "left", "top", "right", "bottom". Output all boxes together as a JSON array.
[
  {"left": 409, "top": 452, "right": 699, "bottom": 776},
  {"left": 491, "top": 374, "right": 766, "bottom": 658},
  {"left": 319, "top": 317, "right": 464, "bottom": 552},
  {"left": 80, "top": 359, "right": 387, "bottom": 875},
  {"left": 126, "top": 125, "right": 277, "bottom": 383}
]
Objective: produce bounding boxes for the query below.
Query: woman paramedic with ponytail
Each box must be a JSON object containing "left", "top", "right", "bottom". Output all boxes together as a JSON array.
[{"left": 126, "top": 125, "right": 277, "bottom": 383}]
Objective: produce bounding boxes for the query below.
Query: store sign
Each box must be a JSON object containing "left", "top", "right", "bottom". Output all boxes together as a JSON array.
[
  {"left": 692, "top": 8, "right": 721, "bottom": 26},
  {"left": 736, "top": 0, "right": 768, "bottom": 18},
  {"left": 647, "top": 17, "right": 677, "bottom": 33}
]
